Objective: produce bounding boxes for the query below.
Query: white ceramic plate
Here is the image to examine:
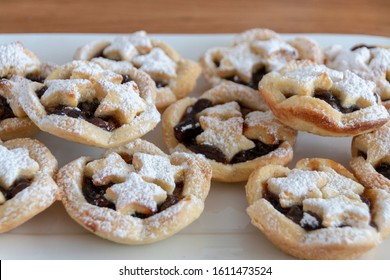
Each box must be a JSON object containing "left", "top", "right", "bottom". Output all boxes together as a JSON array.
[{"left": 0, "top": 33, "right": 389, "bottom": 260}]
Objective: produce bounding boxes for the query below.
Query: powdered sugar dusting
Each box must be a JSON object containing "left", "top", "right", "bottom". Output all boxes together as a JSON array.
[
  {"left": 105, "top": 172, "right": 167, "bottom": 215},
  {"left": 0, "top": 42, "right": 40, "bottom": 77},
  {"left": 132, "top": 48, "right": 177, "bottom": 79},
  {"left": 0, "top": 145, "right": 39, "bottom": 189}
]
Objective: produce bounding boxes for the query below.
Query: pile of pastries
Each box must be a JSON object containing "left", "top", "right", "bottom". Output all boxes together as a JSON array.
[{"left": 0, "top": 29, "right": 389, "bottom": 259}]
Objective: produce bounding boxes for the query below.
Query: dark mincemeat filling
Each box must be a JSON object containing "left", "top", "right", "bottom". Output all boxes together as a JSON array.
[
  {"left": 0, "top": 95, "right": 15, "bottom": 121},
  {"left": 82, "top": 176, "right": 184, "bottom": 219},
  {"left": 0, "top": 178, "right": 32, "bottom": 202},
  {"left": 350, "top": 44, "right": 377, "bottom": 51},
  {"left": 174, "top": 98, "right": 279, "bottom": 164},
  {"left": 375, "top": 162, "right": 390, "bottom": 180},
  {"left": 25, "top": 74, "right": 46, "bottom": 83},
  {"left": 263, "top": 187, "right": 377, "bottom": 230},
  {"left": 37, "top": 83, "right": 121, "bottom": 132},
  {"left": 313, "top": 89, "right": 360, "bottom": 113},
  {"left": 223, "top": 67, "right": 268, "bottom": 90}
]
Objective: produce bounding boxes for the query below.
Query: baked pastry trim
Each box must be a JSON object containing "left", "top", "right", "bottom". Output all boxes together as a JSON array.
[
  {"left": 0, "top": 138, "right": 58, "bottom": 233},
  {"left": 18, "top": 61, "right": 160, "bottom": 148},
  {"left": 259, "top": 61, "right": 389, "bottom": 137},
  {"left": 162, "top": 82, "right": 296, "bottom": 182},
  {"left": 57, "top": 139, "right": 212, "bottom": 244},
  {"left": 246, "top": 158, "right": 390, "bottom": 259}
]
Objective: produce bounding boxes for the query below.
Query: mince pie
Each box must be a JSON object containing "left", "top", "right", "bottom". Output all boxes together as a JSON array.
[
  {"left": 260, "top": 60, "right": 389, "bottom": 137},
  {"left": 162, "top": 82, "right": 297, "bottom": 182},
  {"left": 73, "top": 31, "right": 201, "bottom": 110},
  {"left": 246, "top": 158, "right": 390, "bottom": 259},
  {"left": 325, "top": 44, "right": 390, "bottom": 111},
  {"left": 18, "top": 60, "right": 160, "bottom": 148},
  {"left": 0, "top": 42, "right": 57, "bottom": 140},
  {"left": 351, "top": 121, "right": 390, "bottom": 192},
  {"left": 200, "top": 28, "right": 323, "bottom": 94},
  {"left": 0, "top": 138, "right": 58, "bottom": 233},
  {"left": 57, "top": 139, "right": 211, "bottom": 244}
]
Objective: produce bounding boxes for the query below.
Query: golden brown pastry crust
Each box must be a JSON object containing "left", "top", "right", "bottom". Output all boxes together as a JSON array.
[
  {"left": 325, "top": 44, "right": 390, "bottom": 112},
  {"left": 0, "top": 138, "right": 58, "bottom": 233},
  {"left": 200, "top": 28, "right": 324, "bottom": 92},
  {"left": 162, "top": 82, "right": 296, "bottom": 182},
  {"left": 57, "top": 139, "right": 212, "bottom": 244},
  {"left": 350, "top": 121, "right": 390, "bottom": 192},
  {"left": 0, "top": 41, "right": 57, "bottom": 140},
  {"left": 73, "top": 31, "right": 201, "bottom": 110},
  {"left": 18, "top": 60, "right": 160, "bottom": 148},
  {"left": 246, "top": 158, "right": 390, "bottom": 259},
  {"left": 260, "top": 61, "right": 389, "bottom": 137}
]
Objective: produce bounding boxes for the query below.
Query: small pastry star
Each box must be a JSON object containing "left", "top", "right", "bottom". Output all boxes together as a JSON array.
[
  {"left": 41, "top": 79, "right": 94, "bottom": 107},
  {"left": 197, "top": 101, "right": 242, "bottom": 120},
  {"left": 218, "top": 44, "right": 263, "bottom": 83},
  {"left": 132, "top": 48, "right": 176, "bottom": 79},
  {"left": 267, "top": 169, "right": 327, "bottom": 208},
  {"left": 132, "top": 153, "right": 184, "bottom": 194},
  {"left": 105, "top": 172, "right": 167, "bottom": 215},
  {"left": 85, "top": 152, "right": 133, "bottom": 186},
  {"left": 356, "top": 122, "right": 390, "bottom": 165},
  {"left": 103, "top": 36, "right": 139, "bottom": 61},
  {"left": 196, "top": 116, "right": 255, "bottom": 161},
  {"left": 303, "top": 195, "right": 370, "bottom": 227},
  {"left": 244, "top": 111, "right": 288, "bottom": 145},
  {"left": 71, "top": 61, "right": 122, "bottom": 84},
  {"left": 94, "top": 80, "right": 147, "bottom": 125},
  {"left": 0, "top": 145, "right": 39, "bottom": 189},
  {"left": 320, "top": 168, "right": 364, "bottom": 200},
  {"left": 125, "top": 31, "right": 153, "bottom": 54}
]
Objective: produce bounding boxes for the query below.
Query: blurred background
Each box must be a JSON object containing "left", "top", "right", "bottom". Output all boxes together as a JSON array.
[{"left": 0, "top": 0, "right": 388, "bottom": 35}]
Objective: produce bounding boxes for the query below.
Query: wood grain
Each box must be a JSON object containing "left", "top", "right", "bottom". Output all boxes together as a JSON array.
[{"left": 0, "top": 0, "right": 389, "bottom": 36}]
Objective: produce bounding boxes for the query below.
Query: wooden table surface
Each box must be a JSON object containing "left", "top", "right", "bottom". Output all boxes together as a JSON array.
[{"left": 0, "top": 0, "right": 388, "bottom": 36}]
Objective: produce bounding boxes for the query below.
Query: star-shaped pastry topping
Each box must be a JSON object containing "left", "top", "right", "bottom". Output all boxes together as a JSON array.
[
  {"left": 0, "top": 145, "right": 39, "bottom": 189},
  {"left": 103, "top": 36, "right": 139, "bottom": 61},
  {"left": 196, "top": 116, "right": 255, "bottom": 161},
  {"left": 70, "top": 61, "right": 123, "bottom": 84},
  {"left": 41, "top": 79, "right": 95, "bottom": 107},
  {"left": 333, "top": 71, "right": 377, "bottom": 107},
  {"left": 218, "top": 44, "right": 263, "bottom": 83},
  {"left": 355, "top": 122, "right": 390, "bottom": 165},
  {"left": 320, "top": 168, "right": 364, "bottom": 200},
  {"left": 85, "top": 152, "right": 133, "bottom": 186},
  {"left": 132, "top": 48, "right": 176, "bottom": 79},
  {"left": 303, "top": 195, "right": 370, "bottom": 227},
  {"left": 94, "top": 80, "right": 147, "bottom": 125},
  {"left": 0, "top": 41, "right": 40, "bottom": 77},
  {"left": 0, "top": 76, "right": 30, "bottom": 117},
  {"left": 105, "top": 172, "right": 167, "bottom": 215},
  {"left": 125, "top": 31, "right": 153, "bottom": 54},
  {"left": 267, "top": 169, "right": 327, "bottom": 208},
  {"left": 251, "top": 39, "right": 298, "bottom": 59},
  {"left": 244, "top": 111, "right": 287, "bottom": 145},
  {"left": 132, "top": 153, "right": 184, "bottom": 194},
  {"left": 197, "top": 101, "right": 242, "bottom": 120}
]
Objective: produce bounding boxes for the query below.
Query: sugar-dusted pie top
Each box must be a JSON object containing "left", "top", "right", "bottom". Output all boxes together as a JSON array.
[{"left": 0, "top": 42, "right": 40, "bottom": 77}]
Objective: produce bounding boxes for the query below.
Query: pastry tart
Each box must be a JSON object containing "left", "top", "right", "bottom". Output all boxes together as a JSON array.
[
  {"left": 162, "top": 82, "right": 296, "bottom": 182},
  {"left": 57, "top": 139, "right": 211, "bottom": 244},
  {"left": 200, "top": 28, "right": 323, "bottom": 94},
  {"left": 351, "top": 121, "right": 390, "bottom": 192},
  {"left": 259, "top": 61, "right": 389, "bottom": 136},
  {"left": 0, "top": 42, "right": 57, "bottom": 140},
  {"left": 246, "top": 158, "right": 390, "bottom": 259},
  {"left": 74, "top": 31, "right": 201, "bottom": 110},
  {"left": 18, "top": 60, "right": 160, "bottom": 148},
  {"left": 325, "top": 44, "right": 390, "bottom": 111},
  {"left": 0, "top": 138, "right": 58, "bottom": 233}
]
